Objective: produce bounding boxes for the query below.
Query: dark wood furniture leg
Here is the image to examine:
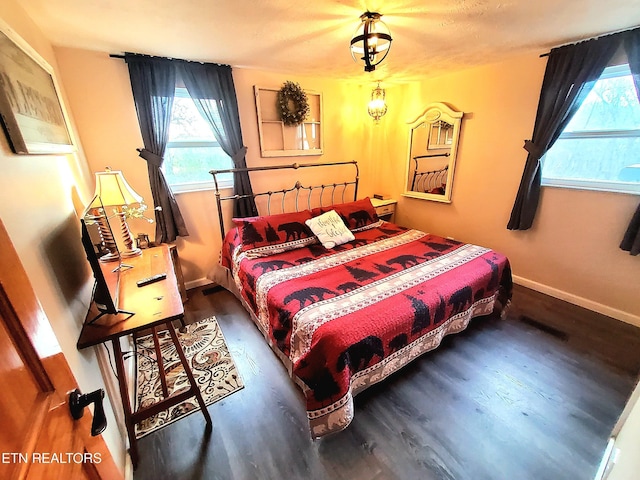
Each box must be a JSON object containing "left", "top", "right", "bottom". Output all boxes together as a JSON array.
[
  {"left": 166, "top": 320, "right": 213, "bottom": 431},
  {"left": 112, "top": 337, "right": 139, "bottom": 469},
  {"left": 113, "top": 320, "right": 214, "bottom": 469},
  {"left": 151, "top": 326, "right": 170, "bottom": 398}
]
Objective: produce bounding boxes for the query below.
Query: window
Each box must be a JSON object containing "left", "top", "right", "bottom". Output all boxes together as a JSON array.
[
  {"left": 164, "top": 87, "right": 233, "bottom": 192},
  {"left": 542, "top": 64, "right": 640, "bottom": 195}
]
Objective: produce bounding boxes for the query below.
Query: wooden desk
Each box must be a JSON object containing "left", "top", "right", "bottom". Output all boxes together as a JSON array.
[{"left": 77, "top": 245, "right": 212, "bottom": 468}]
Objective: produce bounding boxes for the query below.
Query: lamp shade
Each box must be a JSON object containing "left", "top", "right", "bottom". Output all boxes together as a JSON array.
[
  {"left": 94, "top": 168, "right": 143, "bottom": 207},
  {"left": 368, "top": 83, "right": 388, "bottom": 123},
  {"left": 350, "top": 12, "right": 392, "bottom": 72}
]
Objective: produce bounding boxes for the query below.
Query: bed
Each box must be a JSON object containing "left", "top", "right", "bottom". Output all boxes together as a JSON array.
[{"left": 210, "top": 161, "right": 512, "bottom": 438}]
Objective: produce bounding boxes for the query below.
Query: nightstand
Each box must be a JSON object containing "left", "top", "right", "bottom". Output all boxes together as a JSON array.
[{"left": 370, "top": 197, "right": 397, "bottom": 222}]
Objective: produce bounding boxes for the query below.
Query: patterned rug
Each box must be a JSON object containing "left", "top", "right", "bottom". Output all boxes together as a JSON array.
[{"left": 134, "top": 316, "right": 243, "bottom": 438}]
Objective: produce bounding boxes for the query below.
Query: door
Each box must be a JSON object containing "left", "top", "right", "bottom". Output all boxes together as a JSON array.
[{"left": 0, "top": 218, "right": 122, "bottom": 479}]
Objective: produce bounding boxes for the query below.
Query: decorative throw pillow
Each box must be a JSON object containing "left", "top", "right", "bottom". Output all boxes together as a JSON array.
[
  {"left": 233, "top": 210, "right": 315, "bottom": 255},
  {"left": 311, "top": 197, "right": 379, "bottom": 231},
  {"left": 305, "top": 210, "right": 355, "bottom": 249}
]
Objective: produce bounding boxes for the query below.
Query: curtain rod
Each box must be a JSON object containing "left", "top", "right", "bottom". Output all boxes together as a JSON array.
[
  {"left": 539, "top": 24, "right": 639, "bottom": 58},
  {"left": 109, "top": 52, "right": 229, "bottom": 68}
]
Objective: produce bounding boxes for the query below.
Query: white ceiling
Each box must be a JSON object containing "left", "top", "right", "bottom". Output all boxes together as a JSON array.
[{"left": 15, "top": 0, "right": 640, "bottom": 84}]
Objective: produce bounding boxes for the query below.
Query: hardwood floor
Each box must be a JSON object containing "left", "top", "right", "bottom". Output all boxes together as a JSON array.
[{"left": 133, "top": 284, "right": 640, "bottom": 480}]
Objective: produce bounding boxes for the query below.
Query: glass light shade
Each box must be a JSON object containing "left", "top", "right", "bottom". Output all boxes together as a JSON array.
[
  {"left": 368, "top": 84, "right": 388, "bottom": 123},
  {"left": 94, "top": 168, "right": 143, "bottom": 207},
  {"left": 350, "top": 12, "right": 392, "bottom": 72}
]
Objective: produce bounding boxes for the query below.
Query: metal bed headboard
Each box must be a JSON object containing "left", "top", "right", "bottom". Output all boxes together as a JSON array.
[{"left": 210, "top": 160, "right": 359, "bottom": 240}]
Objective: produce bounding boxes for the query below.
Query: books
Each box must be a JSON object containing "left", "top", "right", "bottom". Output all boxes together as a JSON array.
[{"left": 373, "top": 193, "right": 391, "bottom": 200}]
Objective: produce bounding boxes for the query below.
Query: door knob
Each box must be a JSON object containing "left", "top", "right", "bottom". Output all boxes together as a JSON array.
[{"left": 69, "top": 388, "right": 107, "bottom": 436}]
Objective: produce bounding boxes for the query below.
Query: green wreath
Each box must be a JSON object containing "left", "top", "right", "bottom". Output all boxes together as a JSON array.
[{"left": 277, "top": 81, "right": 309, "bottom": 126}]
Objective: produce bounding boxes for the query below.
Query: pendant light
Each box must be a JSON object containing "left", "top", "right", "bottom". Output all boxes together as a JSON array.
[
  {"left": 350, "top": 12, "right": 393, "bottom": 72},
  {"left": 368, "top": 82, "right": 388, "bottom": 123}
]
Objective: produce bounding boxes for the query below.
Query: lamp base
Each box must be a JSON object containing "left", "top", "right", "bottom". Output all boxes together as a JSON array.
[
  {"left": 121, "top": 247, "right": 142, "bottom": 258},
  {"left": 99, "top": 252, "right": 121, "bottom": 263}
]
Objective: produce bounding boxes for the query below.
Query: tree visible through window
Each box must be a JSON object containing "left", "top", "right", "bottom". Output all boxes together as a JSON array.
[
  {"left": 164, "top": 87, "right": 233, "bottom": 192},
  {"left": 542, "top": 64, "right": 640, "bottom": 194}
]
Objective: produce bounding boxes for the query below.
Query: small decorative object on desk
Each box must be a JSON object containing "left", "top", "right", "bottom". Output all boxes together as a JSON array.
[{"left": 136, "top": 233, "right": 150, "bottom": 249}]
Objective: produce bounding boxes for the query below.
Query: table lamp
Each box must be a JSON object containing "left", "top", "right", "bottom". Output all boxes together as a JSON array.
[{"left": 94, "top": 167, "right": 144, "bottom": 258}]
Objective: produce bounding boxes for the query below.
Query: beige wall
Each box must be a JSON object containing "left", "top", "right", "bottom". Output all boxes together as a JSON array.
[
  {"left": 48, "top": 28, "right": 640, "bottom": 326},
  {"left": 3, "top": 4, "right": 635, "bottom": 471},
  {"left": 388, "top": 54, "right": 640, "bottom": 324},
  {"left": 0, "top": 1, "right": 125, "bottom": 471},
  {"left": 54, "top": 47, "right": 378, "bottom": 286},
  {"left": 54, "top": 46, "right": 639, "bottom": 325}
]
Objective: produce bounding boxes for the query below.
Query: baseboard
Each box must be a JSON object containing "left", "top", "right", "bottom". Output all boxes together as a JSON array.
[
  {"left": 124, "top": 456, "right": 134, "bottom": 480},
  {"left": 513, "top": 275, "right": 640, "bottom": 328},
  {"left": 593, "top": 437, "right": 617, "bottom": 480},
  {"left": 185, "top": 277, "right": 214, "bottom": 291}
]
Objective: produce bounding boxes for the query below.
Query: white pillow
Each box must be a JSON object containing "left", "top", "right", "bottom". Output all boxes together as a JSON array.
[{"left": 305, "top": 210, "right": 355, "bottom": 249}]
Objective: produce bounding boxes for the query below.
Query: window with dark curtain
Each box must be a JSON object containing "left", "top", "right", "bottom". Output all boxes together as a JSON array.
[
  {"left": 124, "top": 54, "right": 259, "bottom": 243},
  {"left": 508, "top": 26, "right": 640, "bottom": 256},
  {"left": 620, "top": 29, "right": 640, "bottom": 255},
  {"left": 507, "top": 35, "right": 619, "bottom": 230},
  {"left": 125, "top": 54, "right": 189, "bottom": 244},
  {"left": 177, "top": 61, "right": 258, "bottom": 218}
]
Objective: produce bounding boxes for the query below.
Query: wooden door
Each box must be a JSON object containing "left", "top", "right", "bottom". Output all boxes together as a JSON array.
[{"left": 0, "top": 218, "right": 122, "bottom": 480}]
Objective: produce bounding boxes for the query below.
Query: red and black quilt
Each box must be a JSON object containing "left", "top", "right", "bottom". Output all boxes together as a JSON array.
[{"left": 221, "top": 222, "right": 512, "bottom": 437}]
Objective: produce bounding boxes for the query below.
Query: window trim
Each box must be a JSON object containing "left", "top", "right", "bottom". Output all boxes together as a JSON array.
[
  {"left": 169, "top": 179, "right": 233, "bottom": 195},
  {"left": 542, "top": 177, "right": 640, "bottom": 195},
  {"left": 166, "top": 140, "right": 221, "bottom": 148},
  {"left": 557, "top": 129, "right": 640, "bottom": 140},
  {"left": 541, "top": 63, "right": 640, "bottom": 196}
]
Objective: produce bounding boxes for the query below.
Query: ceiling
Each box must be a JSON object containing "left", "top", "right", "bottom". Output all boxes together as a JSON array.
[{"left": 15, "top": 0, "right": 640, "bottom": 84}]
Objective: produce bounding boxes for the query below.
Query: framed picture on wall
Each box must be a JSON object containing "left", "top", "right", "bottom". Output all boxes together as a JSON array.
[
  {"left": 254, "top": 85, "right": 323, "bottom": 157},
  {"left": 0, "top": 25, "right": 74, "bottom": 154}
]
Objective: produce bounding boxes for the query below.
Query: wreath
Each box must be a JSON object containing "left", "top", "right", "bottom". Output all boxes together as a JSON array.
[{"left": 277, "top": 81, "right": 309, "bottom": 126}]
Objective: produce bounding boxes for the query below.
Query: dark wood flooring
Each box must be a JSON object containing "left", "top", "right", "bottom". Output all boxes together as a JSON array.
[{"left": 133, "top": 284, "right": 640, "bottom": 480}]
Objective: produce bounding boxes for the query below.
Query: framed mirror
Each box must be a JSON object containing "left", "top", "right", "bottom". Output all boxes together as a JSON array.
[{"left": 403, "top": 102, "right": 463, "bottom": 203}]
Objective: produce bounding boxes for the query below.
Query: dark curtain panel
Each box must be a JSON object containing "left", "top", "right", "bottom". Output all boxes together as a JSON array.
[
  {"left": 620, "top": 30, "right": 640, "bottom": 255},
  {"left": 620, "top": 204, "right": 640, "bottom": 255},
  {"left": 507, "top": 37, "right": 619, "bottom": 230},
  {"left": 178, "top": 62, "right": 258, "bottom": 218},
  {"left": 125, "top": 54, "right": 189, "bottom": 243}
]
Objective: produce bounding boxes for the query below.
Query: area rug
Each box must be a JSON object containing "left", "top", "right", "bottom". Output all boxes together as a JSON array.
[{"left": 134, "top": 316, "right": 243, "bottom": 438}]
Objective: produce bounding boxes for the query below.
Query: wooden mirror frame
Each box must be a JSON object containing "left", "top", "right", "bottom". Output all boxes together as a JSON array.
[{"left": 403, "top": 102, "right": 464, "bottom": 203}]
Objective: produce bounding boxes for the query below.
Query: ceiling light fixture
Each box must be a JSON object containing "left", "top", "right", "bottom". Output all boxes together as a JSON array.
[
  {"left": 368, "top": 82, "right": 388, "bottom": 123},
  {"left": 350, "top": 12, "right": 393, "bottom": 72}
]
